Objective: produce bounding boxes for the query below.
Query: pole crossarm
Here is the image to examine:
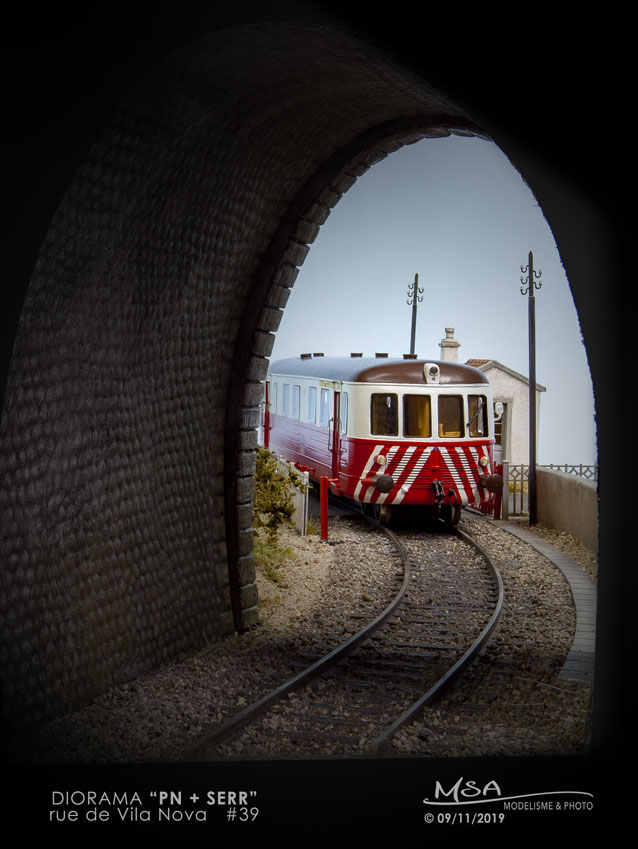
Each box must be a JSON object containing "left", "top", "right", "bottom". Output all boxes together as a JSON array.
[
  {"left": 407, "top": 272, "right": 423, "bottom": 355},
  {"left": 520, "top": 251, "right": 543, "bottom": 295}
]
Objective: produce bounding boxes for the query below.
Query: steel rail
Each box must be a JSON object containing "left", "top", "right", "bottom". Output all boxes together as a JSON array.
[
  {"left": 184, "top": 516, "right": 411, "bottom": 760},
  {"left": 370, "top": 522, "right": 505, "bottom": 755},
  {"left": 184, "top": 505, "right": 503, "bottom": 761}
]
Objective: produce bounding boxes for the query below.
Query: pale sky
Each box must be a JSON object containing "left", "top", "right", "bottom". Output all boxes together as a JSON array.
[{"left": 270, "top": 134, "right": 597, "bottom": 467}]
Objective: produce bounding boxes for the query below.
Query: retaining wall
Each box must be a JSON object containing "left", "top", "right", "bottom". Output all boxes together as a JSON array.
[{"left": 537, "top": 468, "right": 598, "bottom": 553}]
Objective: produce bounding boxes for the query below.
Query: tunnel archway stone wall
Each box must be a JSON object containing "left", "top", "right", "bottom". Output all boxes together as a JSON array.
[{"left": 1, "top": 22, "right": 485, "bottom": 731}]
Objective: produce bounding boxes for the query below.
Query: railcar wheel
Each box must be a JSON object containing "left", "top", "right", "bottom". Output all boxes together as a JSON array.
[
  {"left": 371, "top": 503, "right": 391, "bottom": 525},
  {"left": 441, "top": 504, "right": 461, "bottom": 526},
  {"left": 379, "top": 504, "right": 391, "bottom": 525}
]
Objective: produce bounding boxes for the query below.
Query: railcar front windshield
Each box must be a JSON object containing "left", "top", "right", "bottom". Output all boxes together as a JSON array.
[
  {"left": 371, "top": 393, "right": 398, "bottom": 436},
  {"left": 403, "top": 394, "right": 431, "bottom": 437},
  {"left": 438, "top": 395, "right": 464, "bottom": 438},
  {"left": 468, "top": 394, "right": 488, "bottom": 437},
  {"left": 369, "top": 390, "right": 490, "bottom": 439}
]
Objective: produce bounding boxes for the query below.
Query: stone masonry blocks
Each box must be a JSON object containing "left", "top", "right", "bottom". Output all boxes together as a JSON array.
[{"left": 1, "top": 21, "right": 479, "bottom": 733}]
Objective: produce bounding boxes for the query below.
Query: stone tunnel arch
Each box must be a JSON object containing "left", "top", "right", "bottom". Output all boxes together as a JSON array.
[
  {"left": 0, "top": 22, "right": 545, "bottom": 733},
  {"left": 224, "top": 118, "right": 486, "bottom": 634}
]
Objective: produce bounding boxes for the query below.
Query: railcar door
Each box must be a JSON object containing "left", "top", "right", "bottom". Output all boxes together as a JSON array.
[{"left": 331, "top": 390, "right": 341, "bottom": 480}]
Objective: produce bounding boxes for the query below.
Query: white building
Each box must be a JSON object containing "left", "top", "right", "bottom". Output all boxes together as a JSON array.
[{"left": 438, "top": 328, "right": 545, "bottom": 467}]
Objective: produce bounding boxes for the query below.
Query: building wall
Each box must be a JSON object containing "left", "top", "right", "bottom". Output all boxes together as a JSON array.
[{"left": 483, "top": 365, "right": 543, "bottom": 467}]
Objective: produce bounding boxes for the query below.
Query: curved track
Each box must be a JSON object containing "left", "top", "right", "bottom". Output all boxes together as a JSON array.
[{"left": 185, "top": 509, "right": 504, "bottom": 761}]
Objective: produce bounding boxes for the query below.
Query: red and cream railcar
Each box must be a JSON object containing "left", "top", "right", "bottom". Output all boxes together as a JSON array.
[{"left": 261, "top": 354, "right": 502, "bottom": 524}]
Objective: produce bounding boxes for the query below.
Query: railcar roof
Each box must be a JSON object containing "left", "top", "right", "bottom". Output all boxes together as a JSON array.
[{"left": 268, "top": 356, "right": 489, "bottom": 385}]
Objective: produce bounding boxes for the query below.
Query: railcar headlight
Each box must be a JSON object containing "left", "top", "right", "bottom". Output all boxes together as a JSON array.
[
  {"left": 376, "top": 454, "right": 387, "bottom": 466},
  {"left": 479, "top": 456, "right": 489, "bottom": 468},
  {"left": 424, "top": 363, "right": 440, "bottom": 384}
]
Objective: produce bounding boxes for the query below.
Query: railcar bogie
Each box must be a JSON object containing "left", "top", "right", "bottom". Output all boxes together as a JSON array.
[{"left": 261, "top": 355, "right": 503, "bottom": 525}]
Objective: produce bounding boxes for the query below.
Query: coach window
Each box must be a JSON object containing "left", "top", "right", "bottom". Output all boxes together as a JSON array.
[
  {"left": 292, "top": 385, "right": 301, "bottom": 420},
  {"left": 371, "top": 393, "right": 398, "bottom": 436},
  {"left": 282, "top": 383, "right": 290, "bottom": 417},
  {"left": 320, "top": 388, "right": 330, "bottom": 427},
  {"left": 404, "top": 394, "right": 431, "bottom": 437},
  {"left": 438, "top": 395, "right": 464, "bottom": 438},
  {"left": 341, "top": 392, "right": 348, "bottom": 434},
  {"left": 308, "top": 386, "right": 317, "bottom": 423},
  {"left": 468, "top": 394, "right": 488, "bottom": 437}
]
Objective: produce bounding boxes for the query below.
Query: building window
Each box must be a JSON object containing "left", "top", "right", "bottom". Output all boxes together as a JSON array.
[{"left": 493, "top": 401, "right": 506, "bottom": 460}]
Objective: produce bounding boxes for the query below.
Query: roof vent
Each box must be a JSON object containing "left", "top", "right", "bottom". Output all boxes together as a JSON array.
[
  {"left": 403, "top": 353, "right": 417, "bottom": 359},
  {"left": 375, "top": 352, "right": 388, "bottom": 358},
  {"left": 350, "top": 352, "right": 363, "bottom": 357},
  {"left": 300, "top": 353, "right": 312, "bottom": 359},
  {"left": 313, "top": 352, "right": 324, "bottom": 357}
]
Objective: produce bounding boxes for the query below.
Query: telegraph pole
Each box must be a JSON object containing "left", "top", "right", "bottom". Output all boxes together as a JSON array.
[
  {"left": 407, "top": 273, "right": 423, "bottom": 355},
  {"left": 520, "top": 251, "right": 542, "bottom": 525}
]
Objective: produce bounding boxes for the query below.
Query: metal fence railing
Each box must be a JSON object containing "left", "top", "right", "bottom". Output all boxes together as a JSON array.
[
  {"left": 506, "top": 463, "right": 529, "bottom": 516},
  {"left": 541, "top": 463, "right": 598, "bottom": 482},
  {"left": 502, "top": 462, "right": 599, "bottom": 518}
]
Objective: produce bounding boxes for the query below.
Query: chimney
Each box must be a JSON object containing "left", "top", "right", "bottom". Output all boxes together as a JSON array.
[{"left": 439, "top": 328, "right": 460, "bottom": 362}]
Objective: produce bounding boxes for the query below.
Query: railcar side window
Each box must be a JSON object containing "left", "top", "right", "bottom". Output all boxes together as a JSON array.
[
  {"left": 371, "top": 393, "right": 398, "bottom": 436},
  {"left": 438, "top": 395, "right": 464, "bottom": 438},
  {"left": 282, "top": 383, "right": 290, "bottom": 417},
  {"left": 403, "top": 394, "right": 431, "bottom": 437},
  {"left": 308, "top": 386, "right": 317, "bottom": 424},
  {"left": 320, "top": 388, "right": 330, "bottom": 427},
  {"left": 292, "top": 385, "right": 300, "bottom": 420},
  {"left": 468, "top": 394, "right": 488, "bottom": 437}
]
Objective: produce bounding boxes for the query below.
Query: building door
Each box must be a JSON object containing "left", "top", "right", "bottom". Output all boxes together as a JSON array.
[{"left": 494, "top": 401, "right": 507, "bottom": 464}]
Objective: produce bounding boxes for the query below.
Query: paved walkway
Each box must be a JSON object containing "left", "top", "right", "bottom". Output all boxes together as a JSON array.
[{"left": 493, "top": 520, "right": 597, "bottom": 683}]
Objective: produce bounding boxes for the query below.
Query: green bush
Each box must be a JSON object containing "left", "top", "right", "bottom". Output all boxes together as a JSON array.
[{"left": 252, "top": 446, "right": 306, "bottom": 542}]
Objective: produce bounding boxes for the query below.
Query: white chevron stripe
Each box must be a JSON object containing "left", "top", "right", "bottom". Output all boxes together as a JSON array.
[
  {"left": 355, "top": 443, "right": 492, "bottom": 508},
  {"left": 377, "top": 445, "right": 415, "bottom": 504},
  {"left": 354, "top": 444, "right": 385, "bottom": 500},
  {"left": 391, "top": 447, "right": 433, "bottom": 505},
  {"left": 439, "top": 447, "right": 470, "bottom": 504},
  {"left": 455, "top": 445, "right": 479, "bottom": 502},
  {"left": 468, "top": 445, "right": 490, "bottom": 501},
  {"left": 370, "top": 445, "right": 401, "bottom": 502}
]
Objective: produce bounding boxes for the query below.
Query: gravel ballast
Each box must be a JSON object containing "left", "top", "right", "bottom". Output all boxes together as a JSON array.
[{"left": 6, "top": 512, "right": 595, "bottom": 764}]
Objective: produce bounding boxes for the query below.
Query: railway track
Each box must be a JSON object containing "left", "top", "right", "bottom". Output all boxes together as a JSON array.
[{"left": 185, "top": 508, "right": 504, "bottom": 761}]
